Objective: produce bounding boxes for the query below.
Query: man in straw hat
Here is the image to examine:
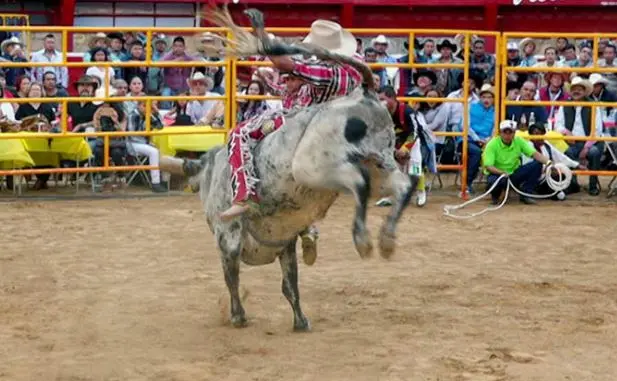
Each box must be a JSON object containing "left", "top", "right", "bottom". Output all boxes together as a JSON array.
[
  {"left": 554, "top": 76, "right": 604, "bottom": 196},
  {"left": 483, "top": 120, "right": 553, "bottom": 205},
  {"left": 218, "top": 15, "right": 363, "bottom": 222}
]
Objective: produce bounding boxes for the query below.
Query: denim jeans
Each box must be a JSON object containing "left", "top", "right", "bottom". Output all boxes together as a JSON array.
[{"left": 487, "top": 160, "right": 543, "bottom": 197}]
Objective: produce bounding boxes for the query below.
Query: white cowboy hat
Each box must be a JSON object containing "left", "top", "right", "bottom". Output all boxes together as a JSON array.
[
  {"left": 302, "top": 19, "right": 356, "bottom": 57},
  {"left": 371, "top": 34, "right": 389, "bottom": 46},
  {"left": 93, "top": 87, "right": 118, "bottom": 105},
  {"left": 187, "top": 71, "right": 214, "bottom": 90},
  {"left": 479, "top": 84, "right": 494, "bottom": 96},
  {"left": 590, "top": 73, "right": 610, "bottom": 86},
  {"left": 1, "top": 36, "right": 22, "bottom": 52},
  {"left": 570, "top": 76, "right": 593, "bottom": 95},
  {"left": 519, "top": 38, "right": 536, "bottom": 51}
]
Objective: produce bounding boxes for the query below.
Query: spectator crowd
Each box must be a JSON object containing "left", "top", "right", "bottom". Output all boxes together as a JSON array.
[{"left": 0, "top": 30, "right": 616, "bottom": 200}]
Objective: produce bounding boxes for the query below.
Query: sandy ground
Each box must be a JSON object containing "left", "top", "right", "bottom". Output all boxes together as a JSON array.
[{"left": 1, "top": 191, "right": 617, "bottom": 381}]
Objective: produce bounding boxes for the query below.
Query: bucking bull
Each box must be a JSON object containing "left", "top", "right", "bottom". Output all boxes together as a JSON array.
[{"left": 160, "top": 6, "right": 419, "bottom": 332}]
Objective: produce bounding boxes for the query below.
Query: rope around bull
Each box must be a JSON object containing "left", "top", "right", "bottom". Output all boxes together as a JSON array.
[{"left": 443, "top": 163, "right": 573, "bottom": 220}]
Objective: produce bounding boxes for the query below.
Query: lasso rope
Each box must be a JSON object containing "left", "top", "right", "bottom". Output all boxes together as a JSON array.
[{"left": 443, "top": 163, "right": 573, "bottom": 220}]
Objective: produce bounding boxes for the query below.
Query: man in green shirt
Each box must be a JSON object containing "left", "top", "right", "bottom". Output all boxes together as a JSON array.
[{"left": 482, "top": 120, "right": 552, "bottom": 205}]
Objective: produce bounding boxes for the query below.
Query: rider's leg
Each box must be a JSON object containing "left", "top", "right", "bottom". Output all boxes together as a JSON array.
[{"left": 220, "top": 122, "right": 265, "bottom": 221}]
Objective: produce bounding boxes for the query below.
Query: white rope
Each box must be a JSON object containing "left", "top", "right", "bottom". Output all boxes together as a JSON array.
[{"left": 443, "top": 163, "right": 573, "bottom": 220}]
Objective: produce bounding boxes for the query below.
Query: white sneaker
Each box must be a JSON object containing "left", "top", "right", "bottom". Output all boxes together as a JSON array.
[
  {"left": 416, "top": 190, "right": 427, "bottom": 207},
  {"left": 375, "top": 197, "right": 392, "bottom": 207}
]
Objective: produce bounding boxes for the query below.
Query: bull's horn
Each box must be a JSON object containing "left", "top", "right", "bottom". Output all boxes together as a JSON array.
[{"left": 159, "top": 156, "right": 186, "bottom": 175}]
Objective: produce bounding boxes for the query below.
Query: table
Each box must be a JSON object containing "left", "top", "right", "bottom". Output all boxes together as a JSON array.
[
  {"left": 516, "top": 130, "right": 569, "bottom": 153},
  {"left": 151, "top": 126, "right": 227, "bottom": 156},
  {"left": 0, "top": 132, "right": 92, "bottom": 170},
  {"left": 0, "top": 138, "right": 35, "bottom": 169}
]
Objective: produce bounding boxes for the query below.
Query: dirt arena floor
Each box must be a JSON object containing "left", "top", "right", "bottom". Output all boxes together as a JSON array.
[{"left": 1, "top": 191, "right": 617, "bottom": 381}]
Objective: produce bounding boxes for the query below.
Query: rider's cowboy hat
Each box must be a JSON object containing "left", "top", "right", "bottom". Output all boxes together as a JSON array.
[
  {"left": 302, "top": 19, "right": 356, "bottom": 57},
  {"left": 1, "top": 36, "right": 22, "bottom": 53},
  {"left": 569, "top": 76, "right": 593, "bottom": 96},
  {"left": 196, "top": 32, "right": 223, "bottom": 56}
]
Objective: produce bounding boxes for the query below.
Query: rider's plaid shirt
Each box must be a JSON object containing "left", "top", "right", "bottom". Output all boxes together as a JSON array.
[{"left": 290, "top": 57, "right": 363, "bottom": 105}]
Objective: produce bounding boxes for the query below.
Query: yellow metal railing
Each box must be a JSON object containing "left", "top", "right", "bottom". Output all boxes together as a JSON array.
[
  {"left": 1, "top": 26, "right": 617, "bottom": 194},
  {"left": 0, "top": 14, "right": 30, "bottom": 54}
]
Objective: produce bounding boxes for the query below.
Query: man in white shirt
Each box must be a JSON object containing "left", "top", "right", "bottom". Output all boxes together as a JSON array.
[
  {"left": 31, "top": 34, "right": 68, "bottom": 89},
  {"left": 554, "top": 76, "right": 604, "bottom": 195}
]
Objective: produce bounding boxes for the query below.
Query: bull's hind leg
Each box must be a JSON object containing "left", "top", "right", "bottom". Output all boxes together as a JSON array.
[
  {"left": 216, "top": 223, "right": 247, "bottom": 327},
  {"left": 379, "top": 169, "right": 417, "bottom": 259},
  {"left": 279, "top": 241, "right": 310, "bottom": 332}
]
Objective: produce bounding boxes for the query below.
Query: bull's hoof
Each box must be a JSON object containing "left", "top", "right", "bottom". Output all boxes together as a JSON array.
[
  {"left": 353, "top": 232, "right": 373, "bottom": 259},
  {"left": 293, "top": 318, "right": 311, "bottom": 332},
  {"left": 231, "top": 315, "right": 248, "bottom": 328},
  {"left": 379, "top": 228, "right": 396, "bottom": 259}
]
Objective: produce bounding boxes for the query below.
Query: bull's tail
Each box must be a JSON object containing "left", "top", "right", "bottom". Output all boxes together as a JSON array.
[{"left": 159, "top": 156, "right": 204, "bottom": 177}]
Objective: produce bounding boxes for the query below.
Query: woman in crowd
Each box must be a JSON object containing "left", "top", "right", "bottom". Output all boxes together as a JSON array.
[
  {"left": 163, "top": 91, "right": 192, "bottom": 126},
  {"left": 237, "top": 80, "right": 269, "bottom": 123},
  {"left": 125, "top": 76, "right": 145, "bottom": 117},
  {"left": 86, "top": 47, "right": 116, "bottom": 92},
  {"left": 421, "top": 88, "right": 449, "bottom": 154}
]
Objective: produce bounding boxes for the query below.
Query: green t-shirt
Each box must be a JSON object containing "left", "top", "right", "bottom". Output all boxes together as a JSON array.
[{"left": 482, "top": 136, "right": 536, "bottom": 175}]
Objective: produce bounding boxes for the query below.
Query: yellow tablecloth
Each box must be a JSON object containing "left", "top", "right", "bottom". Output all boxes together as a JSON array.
[
  {"left": 151, "top": 126, "right": 227, "bottom": 156},
  {"left": 517, "top": 130, "right": 569, "bottom": 153},
  {"left": 0, "top": 138, "right": 35, "bottom": 169},
  {"left": 0, "top": 132, "right": 92, "bottom": 169}
]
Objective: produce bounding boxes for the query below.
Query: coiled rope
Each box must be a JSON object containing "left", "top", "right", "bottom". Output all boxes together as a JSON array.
[{"left": 443, "top": 163, "right": 573, "bottom": 220}]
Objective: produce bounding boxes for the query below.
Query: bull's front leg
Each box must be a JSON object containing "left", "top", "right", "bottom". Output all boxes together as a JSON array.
[
  {"left": 216, "top": 224, "right": 248, "bottom": 328},
  {"left": 379, "top": 169, "right": 417, "bottom": 259},
  {"left": 279, "top": 241, "right": 310, "bottom": 332}
]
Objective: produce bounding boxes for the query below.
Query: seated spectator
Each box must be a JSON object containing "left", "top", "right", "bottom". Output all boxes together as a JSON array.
[
  {"left": 364, "top": 47, "right": 386, "bottom": 87},
  {"left": 396, "top": 38, "right": 424, "bottom": 96},
  {"left": 555, "top": 76, "right": 604, "bottom": 196},
  {"left": 407, "top": 69, "right": 437, "bottom": 97},
  {"left": 519, "top": 38, "right": 538, "bottom": 67},
  {"left": 31, "top": 34, "right": 68, "bottom": 89},
  {"left": 160, "top": 36, "right": 194, "bottom": 109},
  {"left": 598, "top": 43, "right": 617, "bottom": 93},
  {"left": 91, "top": 91, "right": 127, "bottom": 175},
  {"left": 68, "top": 75, "right": 100, "bottom": 133},
  {"left": 127, "top": 100, "right": 167, "bottom": 192},
  {"left": 523, "top": 123, "right": 583, "bottom": 201},
  {"left": 371, "top": 35, "right": 397, "bottom": 87},
  {"left": 42, "top": 71, "right": 69, "bottom": 112},
  {"left": 483, "top": 120, "right": 552, "bottom": 205},
  {"left": 506, "top": 80, "right": 521, "bottom": 100},
  {"left": 186, "top": 72, "right": 218, "bottom": 125},
  {"left": 419, "top": 38, "right": 438, "bottom": 61},
  {"left": 470, "top": 39, "right": 495, "bottom": 83},
  {"left": 0, "top": 85, "right": 15, "bottom": 122},
  {"left": 459, "top": 84, "right": 495, "bottom": 195},
  {"left": 14, "top": 74, "right": 30, "bottom": 99},
  {"left": 422, "top": 89, "right": 449, "bottom": 154},
  {"left": 163, "top": 92, "right": 192, "bottom": 126},
  {"left": 589, "top": 73, "right": 617, "bottom": 123},
  {"left": 107, "top": 32, "right": 128, "bottom": 79},
  {"left": 538, "top": 72, "right": 569, "bottom": 126},
  {"left": 431, "top": 39, "right": 463, "bottom": 95},
  {"left": 556, "top": 37, "right": 570, "bottom": 61},
  {"left": 569, "top": 45, "right": 593, "bottom": 68},
  {"left": 561, "top": 44, "right": 578, "bottom": 67},
  {"left": 123, "top": 40, "right": 147, "bottom": 87},
  {"left": 83, "top": 33, "right": 109, "bottom": 62},
  {"left": 1, "top": 37, "right": 29, "bottom": 88},
  {"left": 125, "top": 76, "right": 145, "bottom": 117},
  {"left": 534, "top": 47, "right": 565, "bottom": 88},
  {"left": 15, "top": 82, "right": 55, "bottom": 124},
  {"left": 446, "top": 71, "right": 483, "bottom": 132},
  {"left": 505, "top": 80, "right": 547, "bottom": 129},
  {"left": 237, "top": 80, "right": 269, "bottom": 123},
  {"left": 113, "top": 79, "right": 128, "bottom": 96},
  {"left": 193, "top": 32, "right": 225, "bottom": 95},
  {"left": 86, "top": 47, "right": 116, "bottom": 92}
]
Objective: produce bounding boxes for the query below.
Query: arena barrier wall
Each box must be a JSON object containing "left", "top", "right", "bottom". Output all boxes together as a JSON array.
[{"left": 0, "top": 26, "right": 616, "bottom": 196}]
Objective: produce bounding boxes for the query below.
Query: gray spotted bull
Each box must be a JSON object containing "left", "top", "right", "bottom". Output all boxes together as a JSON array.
[{"left": 159, "top": 6, "right": 418, "bottom": 332}]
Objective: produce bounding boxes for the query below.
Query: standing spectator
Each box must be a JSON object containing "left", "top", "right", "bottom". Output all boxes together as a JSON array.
[
  {"left": 419, "top": 38, "right": 439, "bottom": 61},
  {"left": 555, "top": 77, "right": 604, "bottom": 196},
  {"left": 42, "top": 71, "right": 69, "bottom": 111},
  {"left": 86, "top": 47, "right": 116, "bottom": 93},
  {"left": 371, "top": 35, "right": 397, "bottom": 87},
  {"left": 160, "top": 36, "right": 194, "bottom": 109},
  {"left": 123, "top": 40, "right": 148, "bottom": 88},
  {"left": 597, "top": 44, "right": 617, "bottom": 94},
  {"left": 483, "top": 120, "right": 552, "bottom": 205},
  {"left": 147, "top": 34, "right": 168, "bottom": 95},
  {"left": 519, "top": 38, "right": 537, "bottom": 67},
  {"left": 186, "top": 72, "right": 218, "bottom": 125},
  {"left": 127, "top": 100, "right": 167, "bottom": 193},
  {"left": 534, "top": 47, "right": 564, "bottom": 88},
  {"left": 431, "top": 39, "right": 463, "bottom": 96},
  {"left": 1, "top": 37, "right": 29, "bottom": 88},
  {"left": 31, "top": 34, "right": 68, "bottom": 89},
  {"left": 470, "top": 39, "right": 495, "bottom": 83},
  {"left": 83, "top": 33, "right": 109, "bottom": 62},
  {"left": 107, "top": 32, "right": 128, "bottom": 79}
]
